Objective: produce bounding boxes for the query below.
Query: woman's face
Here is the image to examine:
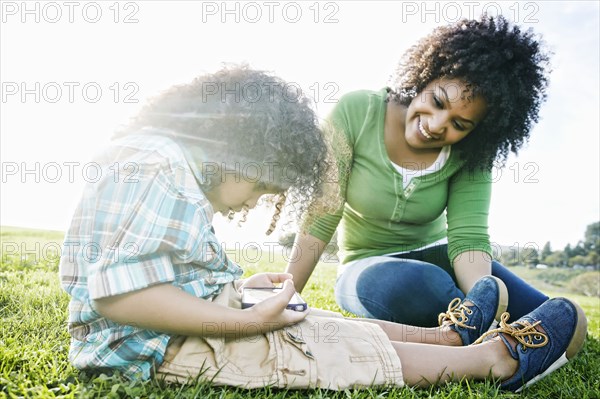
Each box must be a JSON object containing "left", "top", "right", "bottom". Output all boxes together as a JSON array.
[
  {"left": 205, "top": 174, "right": 279, "bottom": 215},
  {"left": 404, "top": 78, "right": 487, "bottom": 150}
]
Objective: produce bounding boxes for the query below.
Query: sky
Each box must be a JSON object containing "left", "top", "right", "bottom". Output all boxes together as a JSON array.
[{"left": 1, "top": 0, "right": 599, "bottom": 254}]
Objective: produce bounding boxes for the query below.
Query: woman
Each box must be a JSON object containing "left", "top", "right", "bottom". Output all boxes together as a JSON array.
[{"left": 286, "top": 16, "right": 552, "bottom": 327}]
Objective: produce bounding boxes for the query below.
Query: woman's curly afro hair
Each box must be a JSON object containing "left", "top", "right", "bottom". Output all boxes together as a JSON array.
[{"left": 390, "top": 15, "right": 551, "bottom": 170}]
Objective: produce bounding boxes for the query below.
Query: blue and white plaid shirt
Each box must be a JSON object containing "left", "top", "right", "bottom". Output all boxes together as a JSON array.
[{"left": 59, "top": 132, "right": 243, "bottom": 380}]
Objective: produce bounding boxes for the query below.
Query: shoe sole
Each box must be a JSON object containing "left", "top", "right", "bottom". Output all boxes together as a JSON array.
[
  {"left": 515, "top": 298, "right": 588, "bottom": 393},
  {"left": 487, "top": 276, "right": 509, "bottom": 330}
]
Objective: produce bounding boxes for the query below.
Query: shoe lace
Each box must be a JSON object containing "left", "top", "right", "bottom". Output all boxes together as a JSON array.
[
  {"left": 438, "top": 298, "right": 476, "bottom": 330},
  {"left": 473, "top": 312, "right": 548, "bottom": 348}
]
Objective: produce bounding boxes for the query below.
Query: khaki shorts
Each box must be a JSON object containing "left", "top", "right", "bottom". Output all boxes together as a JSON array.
[{"left": 156, "top": 283, "right": 403, "bottom": 390}]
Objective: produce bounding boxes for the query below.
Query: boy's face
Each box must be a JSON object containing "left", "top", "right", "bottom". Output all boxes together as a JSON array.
[{"left": 205, "top": 173, "right": 278, "bottom": 215}]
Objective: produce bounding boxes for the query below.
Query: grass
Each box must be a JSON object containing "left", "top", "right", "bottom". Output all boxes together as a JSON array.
[{"left": 1, "top": 226, "right": 599, "bottom": 398}]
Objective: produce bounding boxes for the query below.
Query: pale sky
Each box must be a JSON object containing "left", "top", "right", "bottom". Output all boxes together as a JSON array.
[{"left": 1, "top": 1, "right": 599, "bottom": 253}]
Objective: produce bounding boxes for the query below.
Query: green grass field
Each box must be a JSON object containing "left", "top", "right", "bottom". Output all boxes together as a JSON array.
[{"left": 1, "top": 226, "right": 599, "bottom": 398}]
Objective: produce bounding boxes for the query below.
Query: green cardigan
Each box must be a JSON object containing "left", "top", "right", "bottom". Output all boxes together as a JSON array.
[{"left": 309, "top": 89, "right": 492, "bottom": 264}]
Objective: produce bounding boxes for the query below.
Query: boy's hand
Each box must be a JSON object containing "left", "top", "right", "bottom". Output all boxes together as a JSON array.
[
  {"left": 238, "top": 272, "right": 294, "bottom": 290},
  {"left": 246, "top": 279, "right": 308, "bottom": 330}
]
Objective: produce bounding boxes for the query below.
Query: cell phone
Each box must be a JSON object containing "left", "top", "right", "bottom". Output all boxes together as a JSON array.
[{"left": 241, "top": 287, "right": 308, "bottom": 312}]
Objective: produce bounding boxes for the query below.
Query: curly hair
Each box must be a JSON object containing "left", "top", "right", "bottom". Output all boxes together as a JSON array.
[
  {"left": 116, "top": 65, "right": 337, "bottom": 233},
  {"left": 389, "top": 15, "right": 551, "bottom": 170}
]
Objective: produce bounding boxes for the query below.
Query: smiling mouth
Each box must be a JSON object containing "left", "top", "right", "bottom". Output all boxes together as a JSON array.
[{"left": 418, "top": 118, "right": 434, "bottom": 140}]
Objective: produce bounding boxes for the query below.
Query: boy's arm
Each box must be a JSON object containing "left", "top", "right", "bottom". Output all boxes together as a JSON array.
[{"left": 93, "top": 278, "right": 306, "bottom": 338}]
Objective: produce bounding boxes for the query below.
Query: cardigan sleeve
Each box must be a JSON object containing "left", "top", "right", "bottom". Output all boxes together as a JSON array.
[{"left": 446, "top": 166, "right": 493, "bottom": 263}]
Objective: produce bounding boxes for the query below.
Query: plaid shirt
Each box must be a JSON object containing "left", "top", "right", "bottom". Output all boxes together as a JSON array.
[{"left": 59, "top": 132, "right": 243, "bottom": 380}]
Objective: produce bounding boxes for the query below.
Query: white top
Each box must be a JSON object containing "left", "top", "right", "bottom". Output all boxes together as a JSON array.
[{"left": 392, "top": 145, "right": 451, "bottom": 188}]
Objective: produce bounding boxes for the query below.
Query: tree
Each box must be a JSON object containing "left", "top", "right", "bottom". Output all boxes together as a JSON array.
[
  {"left": 563, "top": 243, "right": 574, "bottom": 259},
  {"left": 522, "top": 247, "right": 539, "bottom": 268},
  {"left": 568, "top": 255, "right": 587, "bottom": 267},
  {"left": 278, "top": 232, "right": 296, "bottom": 248},
  {"left": 571, "top": 241, "right": 587, "bottom": 257},
  {"left": 584, "top": 252, "right": 599, "bottom": 268},
  {"left": 584, "top": 221, "right": 600, "bottom": 256},
  {"left": 278, "top": 231, "right": 339, "bottom": 257},
  {"left": 545, "top": 251, "right": 567, "bottom": 267},
  {"left": 541, "top": 241, "right": 552, "bottom": 262}
]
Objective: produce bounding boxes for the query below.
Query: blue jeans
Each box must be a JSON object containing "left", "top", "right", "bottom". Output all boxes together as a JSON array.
[{"left": 335, "top": 245, "right": 549, "bottom": 327}]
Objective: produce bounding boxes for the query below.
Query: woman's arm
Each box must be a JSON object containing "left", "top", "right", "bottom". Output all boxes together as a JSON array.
[
  {"left": 447, "top": 167, "right": 494, "bottom": 294},
  {"left": 285, "top": 232, "right": 328, "bottom": 293},
  {"left": 453, "top": 250, "right": 492, "bottom": 294},
  {"left": 93, "top": 278, "right": 306, "bottom": 338}
]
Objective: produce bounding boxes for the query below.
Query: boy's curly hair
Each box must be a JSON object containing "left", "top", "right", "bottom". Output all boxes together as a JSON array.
[
  {"left": 116, "top": 65, "right": 337, "bottom": 233},
  {"left": 389, "top": 15, "right": 551, "bottom": 170}
]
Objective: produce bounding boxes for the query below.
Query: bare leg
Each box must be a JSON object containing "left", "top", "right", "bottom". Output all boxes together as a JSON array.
[
  {"left": 391, "top": 337, "right": 518, "bottom": 387},
  {"left": 311, "top": 309, "right": 459, "bottom": 345},
  {"left": 348, "top": 296, "right": 486, "bottom": 346},
  {"left": 356, "top": 317, "right": 462, "bottom": 346}
]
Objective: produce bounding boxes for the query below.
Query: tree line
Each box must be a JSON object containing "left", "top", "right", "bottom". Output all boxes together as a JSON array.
[
  {"left": 279, "top": 222, "right": 600, "bottom": 269},
  {"left": 492, "top": 222, "right": 599, "bottom": 268}
]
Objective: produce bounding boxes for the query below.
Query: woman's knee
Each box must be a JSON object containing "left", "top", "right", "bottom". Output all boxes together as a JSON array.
[
  {"left": 353, "top": 260, "right": 463, "bottom": 326},
  {"left": 491, "top": 260, "right": 549, "bottom": 318}
]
